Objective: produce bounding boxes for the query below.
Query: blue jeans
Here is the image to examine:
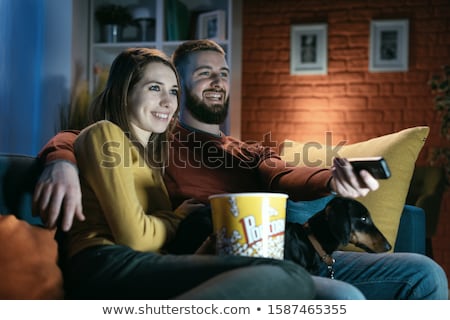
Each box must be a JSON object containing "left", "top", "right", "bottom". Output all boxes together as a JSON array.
[
  {"left": 313, "top": 251, "right": 448, "bottom": 299},
  {"left": 64, "top": 245, "right": 315, "bottom": 299},
  {"left": 287, "top": 196, "right": 448, "bottom": 299}
]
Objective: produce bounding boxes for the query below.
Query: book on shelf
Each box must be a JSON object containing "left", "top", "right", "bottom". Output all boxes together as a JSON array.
[{"left": 165, "top": 0, "right": 190, "bottom": 41}]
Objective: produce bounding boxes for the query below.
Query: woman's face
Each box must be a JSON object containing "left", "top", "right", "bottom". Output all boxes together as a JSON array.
[{"left": 127, "top": 62, "right": 178, "bottom": 145}]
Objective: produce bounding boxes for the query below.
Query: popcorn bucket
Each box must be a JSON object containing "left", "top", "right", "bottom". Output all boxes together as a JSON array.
[{"left": 208, "top": 192, "right": 288, "bottom": 259}]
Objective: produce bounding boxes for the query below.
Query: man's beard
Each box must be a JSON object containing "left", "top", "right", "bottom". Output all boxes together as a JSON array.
[{"left": 185, "top": 90, "right": 229, "bottom": 124}]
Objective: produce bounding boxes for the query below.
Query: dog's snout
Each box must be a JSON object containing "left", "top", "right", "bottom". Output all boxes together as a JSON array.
[
  {"left": 370, "top": 234, "right": 391, "bottom": 253},
  {"left": 352, "top": 231, "right": 392, "bottom": 253}
]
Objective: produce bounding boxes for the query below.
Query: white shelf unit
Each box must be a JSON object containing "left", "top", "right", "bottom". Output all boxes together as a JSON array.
[{"left": 87, "top": 0, "right": 242, "bottom": 136}]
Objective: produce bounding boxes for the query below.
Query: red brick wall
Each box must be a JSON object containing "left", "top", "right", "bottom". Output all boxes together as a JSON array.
[{"left": 241, "top": 0, "right": 450, "bottom": 282}]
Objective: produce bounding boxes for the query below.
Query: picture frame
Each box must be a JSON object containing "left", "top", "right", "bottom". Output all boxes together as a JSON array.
[
  {"left": 290, "top": 23, "right": 328, "bottom": 75},
  {"left": 197, "top": 10, "right": 226, "bottom": 41},
  {"left": 369, "top": 19, "right": 409, "bottom": 72}
]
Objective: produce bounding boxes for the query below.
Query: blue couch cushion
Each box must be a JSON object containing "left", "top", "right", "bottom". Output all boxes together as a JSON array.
[
  {"left": 394, "top": 205, "right": 426, "bottom": 254},
  {"left": 286, "top": 195, "right": 335, "bottom": 224}
]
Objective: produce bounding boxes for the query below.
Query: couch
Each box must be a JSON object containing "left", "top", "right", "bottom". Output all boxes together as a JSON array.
[
  {"left": 0, "top": 153, "right": 426, "bottom": 299},
  {"left": 405, "top": 166, "right": 446, "bottom": 257}
]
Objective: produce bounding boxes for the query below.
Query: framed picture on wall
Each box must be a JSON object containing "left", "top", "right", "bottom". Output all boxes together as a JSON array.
[
  {"left": 369, "top": 19, "right": 409, "bottom": 72},
  {"left": 290, "top": 23, "right": 328, "bottom": 75},
  {"left": 197, "top": 10, "right": 226, "bottom": 41}
]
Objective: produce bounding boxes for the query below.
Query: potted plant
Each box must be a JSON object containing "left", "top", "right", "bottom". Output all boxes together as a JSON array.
[
  {"left": 57, "top": 63, "right": 108, "bottom": 132},
  {"left": 428, "top": 64, "right": 450, "bottom": 184},
  {"left": 95, "top": 4, "right": 132, "bottom": 42}
]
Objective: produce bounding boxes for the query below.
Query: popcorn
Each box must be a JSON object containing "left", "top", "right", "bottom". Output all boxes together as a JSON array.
[
  {"left": 209, "top": 193, "right": 288, "bottom": 260},
  {"left": 216, "top": 227, "right": 285, "bottom": 259}
]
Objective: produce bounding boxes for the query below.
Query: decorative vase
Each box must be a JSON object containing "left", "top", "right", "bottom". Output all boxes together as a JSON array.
[
  {"left": 130, "top": 6, "right": 155, "bottom": 42},
  {"left": 135, "top": 18, "right": 155, "bottom": 42},
  {"left": 102, "top": 24, "right": 121, "bottom": 43}
]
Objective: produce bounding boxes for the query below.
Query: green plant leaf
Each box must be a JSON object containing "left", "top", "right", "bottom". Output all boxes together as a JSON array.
[{"left": 438, "top": 79, "right": 449, "bottom": 92}]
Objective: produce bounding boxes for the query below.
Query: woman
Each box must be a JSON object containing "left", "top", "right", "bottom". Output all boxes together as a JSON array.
[{"left": 63, "top": 48, "right": 315, "bottom": 299}]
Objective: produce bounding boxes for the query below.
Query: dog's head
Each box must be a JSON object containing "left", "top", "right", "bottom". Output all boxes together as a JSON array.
[{"left": 308, "top": 197, "right": 392, "bottom": 253}]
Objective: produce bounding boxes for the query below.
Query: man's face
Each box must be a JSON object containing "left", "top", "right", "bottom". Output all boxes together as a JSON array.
[{"left": 181, "top": 51, "right": 230, "bottom": 124}]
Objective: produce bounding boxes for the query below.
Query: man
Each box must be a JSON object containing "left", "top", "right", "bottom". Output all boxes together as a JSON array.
[{"left": 34, "top": 40, "right": 448, "bottom": 299}]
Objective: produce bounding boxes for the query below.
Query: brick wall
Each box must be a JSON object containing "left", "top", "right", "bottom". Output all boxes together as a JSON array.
[{"left": 241, "top": 0, "right": 450, "bottom": 282}]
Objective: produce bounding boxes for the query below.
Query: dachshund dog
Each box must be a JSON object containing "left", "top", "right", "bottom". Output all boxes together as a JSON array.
[
  {"left": 168, "top": 197, "right": 391, "bottom": 277},
  {"left": 284, "top": 197, "right": 392, "bottom": 276}
]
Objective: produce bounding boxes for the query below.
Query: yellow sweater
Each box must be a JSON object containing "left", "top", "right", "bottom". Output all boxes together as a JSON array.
[{"left": 67, "top": 120, "right": 182, "bottom": 257}]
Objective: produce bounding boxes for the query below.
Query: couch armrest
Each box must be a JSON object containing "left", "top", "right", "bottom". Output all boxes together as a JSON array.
[
  {"left": 393, "top": 205, "right": 426, "bottom": 254},
  {"left": 414, "top": 193, "right": 443, "bottom": 237},
  {"left": 0, "top": 154, "right": 43, "bottom": 225}
]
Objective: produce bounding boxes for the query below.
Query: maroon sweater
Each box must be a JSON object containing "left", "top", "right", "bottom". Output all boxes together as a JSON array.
[{"left": 39, "top": 122, "right": 332, "bottom": 208}]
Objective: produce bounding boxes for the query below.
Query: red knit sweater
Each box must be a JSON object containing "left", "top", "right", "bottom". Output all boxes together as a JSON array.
[{"left": 38, "top": 122, "right": 332, "bottom": 208}]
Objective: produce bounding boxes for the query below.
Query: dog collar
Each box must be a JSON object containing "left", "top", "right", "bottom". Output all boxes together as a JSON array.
[{"left": 303, "top": 222, "right": 336, "bottom": 279}]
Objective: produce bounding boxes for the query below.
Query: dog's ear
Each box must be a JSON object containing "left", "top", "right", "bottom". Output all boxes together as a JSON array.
[{"left": 326, "top": 197, "right": 352, "bottom": 245}]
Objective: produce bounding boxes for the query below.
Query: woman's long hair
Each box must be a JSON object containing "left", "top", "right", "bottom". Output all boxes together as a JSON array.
[{"left": 89, "top": 48, "right": 180, "bottom": 169}]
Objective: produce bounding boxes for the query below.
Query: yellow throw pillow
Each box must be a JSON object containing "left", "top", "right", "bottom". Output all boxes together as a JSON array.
[{"left": 280, "top": 126, "right": 430, "bottom": 251}]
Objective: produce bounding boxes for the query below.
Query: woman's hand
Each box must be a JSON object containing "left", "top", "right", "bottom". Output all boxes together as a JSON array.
[{"left": 174, "top": 198, "right": 206, "bottom": 217}]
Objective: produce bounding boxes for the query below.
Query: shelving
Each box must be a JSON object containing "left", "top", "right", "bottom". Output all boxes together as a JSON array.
[{"left": 89, "top": 0, "right": 231, "bottom": 80}]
